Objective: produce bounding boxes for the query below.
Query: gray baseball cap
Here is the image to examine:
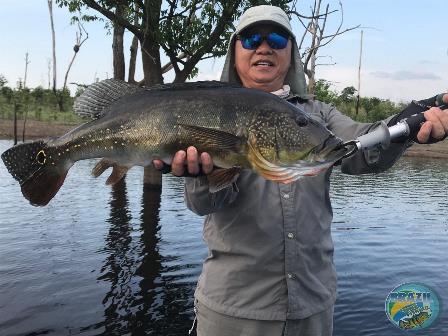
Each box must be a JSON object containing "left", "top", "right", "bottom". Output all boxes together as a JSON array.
[{"left": 235, "top": 5, "right": 295, "bottom": 38}]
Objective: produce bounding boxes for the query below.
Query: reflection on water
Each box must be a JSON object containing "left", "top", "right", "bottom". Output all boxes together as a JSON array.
[{"left": 0, "top": 139, "right": 447, "bottom": 335}]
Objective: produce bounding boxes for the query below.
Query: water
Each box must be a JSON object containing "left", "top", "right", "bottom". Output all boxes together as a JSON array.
[{"left": 0, "top": 139, "right": 447, "bottom": 336}]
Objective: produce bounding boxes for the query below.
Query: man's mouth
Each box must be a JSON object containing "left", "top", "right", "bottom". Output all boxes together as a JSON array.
[{"left": 253, "top": 60, "right": 274, "bottom": 67}]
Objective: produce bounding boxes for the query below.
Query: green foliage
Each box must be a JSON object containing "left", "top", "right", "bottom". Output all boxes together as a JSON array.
[
  {"left": 314, "top": 79, "right": 338, "bottom": 103},
  {"left": 339, "top": 86, "right": 356, "bottom": 102},
  {"left": 0, "top": 74, "right": 7, "bottom": 87},
  {"left": 57, "top": 0, "right": 292, "bottom": 82},
  {"left": 0, "top": 85, "right": 84, "bottom": 123},
  {"left": 313, "top": 79, "right": 406, "bottom": 123}
]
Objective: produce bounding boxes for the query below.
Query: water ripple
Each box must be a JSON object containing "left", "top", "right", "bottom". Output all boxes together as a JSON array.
[{"left": 1, "top": 141, "right": 447, "bottom": 335}]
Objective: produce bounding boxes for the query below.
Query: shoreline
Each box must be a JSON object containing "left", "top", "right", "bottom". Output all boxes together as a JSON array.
[
  {"left": 0, "top": 119, "right": 81, "bottom": 140},
  {"left": 1, "top": 118, "right": 448, "bottom": 159}
]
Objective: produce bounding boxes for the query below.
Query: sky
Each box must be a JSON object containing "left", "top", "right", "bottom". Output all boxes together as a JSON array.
[{"left": 1, "top": 0, "right": 447, "bottom": 103}]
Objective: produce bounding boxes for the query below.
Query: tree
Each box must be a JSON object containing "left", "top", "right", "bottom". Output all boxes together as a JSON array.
[
  {"left": 0, "top": 74, "right": 7, "bottom": 87},
  {"left": 339, "top": 86, "right": 356, "bottom": 102},
  {"left": 292, "top": 0, "right": 359, "bottom": 94},
  {"left": 57, "top": 0, "right": 292, "bottom": 86},
  {"left": 314, "top": 78, "right": 337, "bottom": 103},
  {"left": 48, "top": 0, "right": 89, "bottom": 111}
]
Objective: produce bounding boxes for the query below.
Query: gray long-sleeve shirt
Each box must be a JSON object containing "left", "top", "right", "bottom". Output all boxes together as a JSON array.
[{"left": 185, "top": 99, "right": 410, "bottom": 320}]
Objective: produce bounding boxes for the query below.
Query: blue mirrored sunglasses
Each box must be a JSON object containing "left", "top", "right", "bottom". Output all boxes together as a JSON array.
[{"left": 237, "top": 32, "right": 290, "bottom": 50}]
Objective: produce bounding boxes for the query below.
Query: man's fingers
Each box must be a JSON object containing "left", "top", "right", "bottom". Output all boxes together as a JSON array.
[
  {"left": 153, "top": 147, "right": 214, "bottom": 176},
  {"left": 442, "top": 93, "right": 448, "bottom": 105},
  {"left": 186, "top": 146, "right": 200, "bottom": 175},
  {"left": 417, "top": 107, "right": 448, "bottom": 143},
  {"left": 152, "top": 159, "right": 164, "bottom": 170},
  {"left": 200, "top": 152, "right": 214, "bottom": 174},
  {"left": 416, "top": 122, "right": 432, "bottom": 143},
  {"left": 426, "top": 108, "right": 448, "bottom": 136},
  {"left": 171, "top": 150, "right": 187, "bottom": 176}
]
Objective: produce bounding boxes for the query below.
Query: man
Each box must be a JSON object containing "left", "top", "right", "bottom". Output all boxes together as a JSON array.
[{"left": 154, "top": 5, "right": 448, "bottom": 336}]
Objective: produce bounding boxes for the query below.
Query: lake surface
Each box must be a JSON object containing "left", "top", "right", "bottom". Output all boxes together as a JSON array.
[{"left": 0, "top": 139, "right": 447, "bottom": 336}]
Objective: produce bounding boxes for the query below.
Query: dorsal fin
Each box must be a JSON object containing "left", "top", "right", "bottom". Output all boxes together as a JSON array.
[
  {"left": 74, "top": 79, "right": 241, "bottom": 119},
  {"left": 74, "top": 79, "right": 145, "bottom": 119}
]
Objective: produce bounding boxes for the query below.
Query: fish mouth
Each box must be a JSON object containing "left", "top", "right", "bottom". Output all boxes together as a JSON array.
[{"left": 311, "top": 136, "right": 349, "bottom": 162}]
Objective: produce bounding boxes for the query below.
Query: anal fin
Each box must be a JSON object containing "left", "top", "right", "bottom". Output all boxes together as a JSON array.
[
  {"left": 92, "top": 158, "right": 131, "bottom": 185},
  {"left": 207, "top": 167, "right": 242, "bottom": 193}
]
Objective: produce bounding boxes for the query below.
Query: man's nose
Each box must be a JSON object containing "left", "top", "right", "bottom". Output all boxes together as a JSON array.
[{"left": 255, "top": 40, "right": 273, "bottom": 54}]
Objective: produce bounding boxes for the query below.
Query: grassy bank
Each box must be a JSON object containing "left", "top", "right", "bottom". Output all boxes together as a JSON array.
[{"left": 0, "top": 118, "right": 82, "bottom": 140}]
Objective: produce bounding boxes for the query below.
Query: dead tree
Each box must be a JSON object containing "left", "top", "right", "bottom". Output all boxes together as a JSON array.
[
  {"left": 64, "top": 21, "right": 89, "bottom": 90},
  {"left": 291, "top": 0, "right": 360, "bottom": 95},
  {"left": 48, "top": 0, "right": 89, "bottom": 112},
  {"left": 47, "top": 0, "right": 57, "bottom": 94}
]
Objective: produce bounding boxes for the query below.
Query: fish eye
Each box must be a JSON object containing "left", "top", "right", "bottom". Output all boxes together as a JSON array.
[{"left": 36, "top": 150, "right": 47, "bottom": 165}]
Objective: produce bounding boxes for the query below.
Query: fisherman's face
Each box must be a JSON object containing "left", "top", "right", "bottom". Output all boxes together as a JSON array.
[{"left": 234, "top": 24, "right": 292, "bottom": 93}]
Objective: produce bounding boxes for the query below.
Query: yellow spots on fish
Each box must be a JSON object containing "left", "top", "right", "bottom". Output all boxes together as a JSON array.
[{"left": 36, "top": 150, "right": 46, "bottom": 165}]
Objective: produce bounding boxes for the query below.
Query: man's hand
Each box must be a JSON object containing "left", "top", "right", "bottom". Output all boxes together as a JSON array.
[
  {"left": 152, "top": 146, "right": 214, "bottom": 176},
  {"left": 417, "top": 93, "right": 448, "bottom": 143}
]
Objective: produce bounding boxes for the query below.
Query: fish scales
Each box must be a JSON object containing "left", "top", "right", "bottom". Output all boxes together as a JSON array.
[{"left": 1, "top": 79, "right": 349, "bottom": 206}]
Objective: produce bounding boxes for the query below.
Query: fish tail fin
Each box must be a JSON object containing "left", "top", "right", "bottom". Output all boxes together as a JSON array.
[{"left": 1, "top": 141, "right": 69, "bottom": 206}]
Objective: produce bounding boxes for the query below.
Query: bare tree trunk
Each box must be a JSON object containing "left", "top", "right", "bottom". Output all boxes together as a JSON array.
[
  {"left": 13, "top": 101, "right": 18, "bottom": 145},
  {"left": 22, "top": 52, "right": 30, "bottom": 141},
  {"left": 47, "top": 0, "right": 64, "bottom": 112},
  {"left": 141, "top": 0, "right": 164, "bottom": 85},
  {"left": 64, "top": 33, "right": 87, "bottom": 89},
  {"left": 113, "top": 5, "right": 126, "bottom": 80},
  {"left": 307, "top": 35, "right": 317, "bottom": 95},
  {"left": 128, "top": 36, "right": 139, "bottom": 83},
  {"left": 127, "top": 2, "right": 140, "bottom": 84},
  {"left": 141, "top": 0, "right": 164, "bottom": 188},
  {"left": 355, "top": 30, "right": 363, "bottom": 115},
  {"left": 23, "top": 52, "right": 30, "bottom": 88},
  {"left": 47, "top": 58, "right": 51, "bottom": 89},
  {"left": 47, "top": 0, "right": 57, "bottom": 93}
]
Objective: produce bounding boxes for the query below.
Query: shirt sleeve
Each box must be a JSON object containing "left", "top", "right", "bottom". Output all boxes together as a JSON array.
[
  {"left": 184, "top": 176, "right": 239, "bottom": 216},
  {"left": 312, "top": 101, "right": 412, "bottom": 175}
]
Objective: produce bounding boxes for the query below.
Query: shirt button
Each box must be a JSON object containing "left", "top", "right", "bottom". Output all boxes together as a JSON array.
[
  {"left": 283, "top": 193, "right": 290, "bottom": 199},
  {"left": 287, "top": 232, "right": 294, "bottom": 239},
  {"left": 287, "top": 273, "right": 294, "bottom": 279}
]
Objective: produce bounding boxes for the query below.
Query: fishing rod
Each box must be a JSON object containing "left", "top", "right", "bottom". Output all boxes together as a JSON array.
[{"left": 343, "top": 102, "right": 448, "bottom": 157}]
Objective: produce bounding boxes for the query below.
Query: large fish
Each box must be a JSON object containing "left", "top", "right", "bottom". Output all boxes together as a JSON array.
[{"left": 2, "top": 80, "right": 349, "bottom": 206}]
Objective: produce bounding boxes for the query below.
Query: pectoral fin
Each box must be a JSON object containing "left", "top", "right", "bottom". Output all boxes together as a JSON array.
[
  {"left": 177, "top": 124, "right": 244, "bottom": 152},
  {"left": 247, "top": 135, "right": 308, "bottom": 184}
]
